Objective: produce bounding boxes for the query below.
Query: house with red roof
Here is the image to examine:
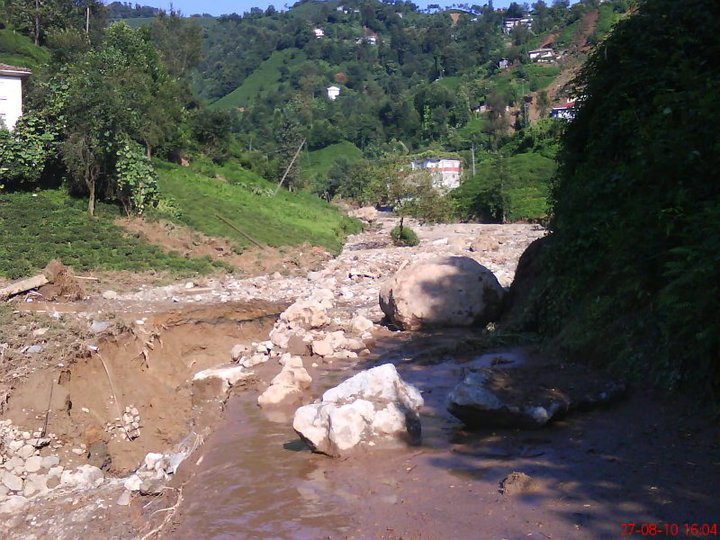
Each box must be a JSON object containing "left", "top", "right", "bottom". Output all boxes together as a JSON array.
[{"left": 550, "top": 101, "right": 576, "bottom": 120}]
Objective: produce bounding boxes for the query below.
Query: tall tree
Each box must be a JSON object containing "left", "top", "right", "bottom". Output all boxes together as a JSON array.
[{"left": 62, "top": 23, "right": 169, "bottom": 215}]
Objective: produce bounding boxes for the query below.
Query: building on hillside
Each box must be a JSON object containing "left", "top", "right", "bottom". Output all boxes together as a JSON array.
[
  {"left": 410, "top": 157, "right": 463, "bottom": 191},
  {"left": 497, "top": 58, "right": 510, "bottom": 70},
  {"left": 550, "top": 101, "right": 576, "bottom": 120},
  {"left": 528, "top": 47, "right": 556, "bottom": 63},
  {"left": 503, "top": 17, "right": 533, "bottom": 33},
  {"left": 0, "top": 64, "right": 31, "bottom": 131},
  {"left": 327, "top": 85, "right": 341, "bottom": 101},
  {"left": 356, "top": 28, "right": 378, "bottom": 45},
  {"left": 313, "top": 28, "right": 325, "bottom": 38}
]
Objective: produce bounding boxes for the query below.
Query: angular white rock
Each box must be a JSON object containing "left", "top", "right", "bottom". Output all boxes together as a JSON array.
[
  {"left": 293, "top": 364, "right": 423, "bottom": 457},
  {"left": 60, "top": 464, "right": 104, "bottom": 489}
]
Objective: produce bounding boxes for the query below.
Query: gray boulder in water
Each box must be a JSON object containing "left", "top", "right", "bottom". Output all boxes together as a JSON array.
[{"left": 448, "top": 365, "right": 626, "bottom": 429}]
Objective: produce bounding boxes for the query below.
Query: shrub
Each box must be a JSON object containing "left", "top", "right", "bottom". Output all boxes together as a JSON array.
[{"left": 391, "top": 225, "right": 419, "bottom": 247}]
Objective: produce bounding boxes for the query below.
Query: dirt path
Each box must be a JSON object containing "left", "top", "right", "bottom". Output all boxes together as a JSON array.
[{"left": 1, "top": 212, "right": 718, "bottom": 539}]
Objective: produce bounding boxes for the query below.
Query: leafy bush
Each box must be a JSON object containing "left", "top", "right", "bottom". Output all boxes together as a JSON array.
[
  {"left": 391, "top": 225, "right": 419, "bottom": 247},
  {"left": 115, "top": 137, "right": 158, "bottom": 215}
]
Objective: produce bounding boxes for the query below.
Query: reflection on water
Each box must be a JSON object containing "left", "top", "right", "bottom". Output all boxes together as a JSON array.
[{"left": 171, "top": 397, "right": 354, "bottom": 540}]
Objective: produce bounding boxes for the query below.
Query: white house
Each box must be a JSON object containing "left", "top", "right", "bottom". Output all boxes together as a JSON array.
[
  {"left": 550, "top": 101, "right": 576, "bottom": 120},
  {"left": 503, "top": 17, "right": 533, "bottom": 34},
  {"left": 326, "top": 85, "right": 341, "bottom": 100},
  {"left": 313, "top": 28, "right": 324, "bottom": 38},
  {"left": 528, "top": 47, "right": 556, "bottom": 63},
  {"left": 0, "top": 64, "right": 31, "bottom": 131},
  {"left": 410, "top": 157, "right": 463, "bottom": 191}
]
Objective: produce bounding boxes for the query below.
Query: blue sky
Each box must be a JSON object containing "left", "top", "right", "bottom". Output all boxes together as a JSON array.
[{"left": 105, "top": 1, "right": 531, "bottom": 18}]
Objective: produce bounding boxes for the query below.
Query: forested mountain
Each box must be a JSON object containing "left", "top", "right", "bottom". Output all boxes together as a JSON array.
[
  {"left": 196, "top": 0, "right": 628, "bottom": 158},
  {"left": 106, "top": 2, "right": 163, "bottom": 20},
  {"left": 0, "top": 0, "right": 629, "bottom": 224},
  {"left": 180, "top": 0, "right": 627, "bottom": 216}
]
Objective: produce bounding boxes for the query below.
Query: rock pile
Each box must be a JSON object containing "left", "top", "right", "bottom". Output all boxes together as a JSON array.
[
  {"left": 120, "top": 433, "right": 202, "bottom": 504},
  {"left": 0, "top": 419, "right": 106, "bottom": 514},
  {"left": 293, "top": 364, "right": 424, "bottom": 456},
  {"left": 257, "top": 354, "right": 312, "bottom": 407}
]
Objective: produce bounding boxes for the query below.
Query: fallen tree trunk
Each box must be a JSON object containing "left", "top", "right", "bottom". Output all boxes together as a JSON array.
[{"left": 0, "top": 274, "right": 49, "bottom": 301}]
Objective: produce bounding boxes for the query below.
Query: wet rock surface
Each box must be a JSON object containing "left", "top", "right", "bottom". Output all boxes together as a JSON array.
[{"left": 448, "top": 364, "right": 627, "bottom": 428}]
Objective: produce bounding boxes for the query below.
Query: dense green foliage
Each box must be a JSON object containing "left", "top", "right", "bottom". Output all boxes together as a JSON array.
[
  {"left": 2, "top": 0, "right": 106, "bottom": 46},
  {"left": 106, "top": 2, "right": 162, "bottom": 20},
  {"left": 301, "top": 140, "right": 364, "bottom": 194},
  {"left": 0, "top": 189, "right": 219, "bottom": 279},
  {"left": 454, "top": 119, "right": 562, "bottom": 222},
  {"left": 524, "top": 0, "right": 720, "bottom": 397},
  {"left": 1, "top": 4, "right": 363, "bottom": 271}
]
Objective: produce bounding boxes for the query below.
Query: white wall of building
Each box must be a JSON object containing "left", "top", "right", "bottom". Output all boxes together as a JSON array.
[
  {"left": 0, "top": 75, "right": 24, "bottom": 131},
  {"left": 411, "top": 158, "right": 462, "bottom": 191},
  {"left": 327, "top": 85, "right": 341, "bottom": 100}
]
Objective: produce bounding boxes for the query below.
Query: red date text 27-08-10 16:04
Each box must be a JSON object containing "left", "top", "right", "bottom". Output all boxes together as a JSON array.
[{"left": 621, "top": 523, "right": 719, "bottom": 537}]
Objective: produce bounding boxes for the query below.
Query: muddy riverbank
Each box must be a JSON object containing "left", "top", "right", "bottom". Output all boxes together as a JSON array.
[{"left": 1, "top": 213, "right": 718, "bottom": 539}]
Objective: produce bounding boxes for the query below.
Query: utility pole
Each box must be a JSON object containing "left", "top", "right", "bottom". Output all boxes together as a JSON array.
[
  {"left": 471, "top": 142, "right": 476, "bottom": 177},
  {"left": 34, "top": 0, "right": 40, "bottom": 46},
  {"left": 86, "top": 6, "right": 90, "bottom": 35},
  {"left": 274, "top": 139, "right": 306, "bottom": 195}
]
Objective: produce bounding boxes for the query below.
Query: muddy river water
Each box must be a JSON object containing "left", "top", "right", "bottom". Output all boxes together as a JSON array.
[{"left": 170, "top": 345, "right": 530, "bottom": 539}]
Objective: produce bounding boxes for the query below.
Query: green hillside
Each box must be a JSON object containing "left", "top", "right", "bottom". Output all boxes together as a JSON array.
[
  {"left": 301, "top": 141, "right": 363, "bottom": 181},
  {"left": 210, "top": 49, "right": 306, "bottom": 110},
  {"left": 0, "top": 29, "right": 49, "bottom": 68},
  {"left": 155, "top": 160, "right": 360, "bottom": 253}
]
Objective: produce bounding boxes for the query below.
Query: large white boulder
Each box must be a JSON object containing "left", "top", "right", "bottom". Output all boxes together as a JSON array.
[
  {"left": 292, "top": 364, "right": 423, "bottom": 456},
  {"left": 379, "top": 256, "right": 505, "bottom": 330}
]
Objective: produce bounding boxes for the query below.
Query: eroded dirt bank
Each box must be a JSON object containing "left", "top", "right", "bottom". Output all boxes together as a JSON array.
[{"left": 1, "top": 213, "right": 718, "bottom": 539}]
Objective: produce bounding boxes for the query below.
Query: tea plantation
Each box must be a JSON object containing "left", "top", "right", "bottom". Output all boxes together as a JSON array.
[{"left": 0, "top": 190, "right": 220, "bottom": 279}]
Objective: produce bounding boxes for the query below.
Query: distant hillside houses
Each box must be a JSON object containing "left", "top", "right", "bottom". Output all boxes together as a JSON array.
[
  {"left": 326, "top": 85, "right": 341, "bottom": 100},
  {"left": 0, "top": 64, "right": 31, "bottom": 131},
  {"left": 356, "top": 28, "right": 378, "bottom": 45},
  {"left": 503, "top": 17, "right": 533, "bottom": 34},
  {"left": 529, "top": 47, "right": 556, "bottom": 63},
  {"left": 410, "top": 157, "right": 463, "bottom": 191},
  {"left": 550, "top": 101, "right": 576, "bottom": 120}
]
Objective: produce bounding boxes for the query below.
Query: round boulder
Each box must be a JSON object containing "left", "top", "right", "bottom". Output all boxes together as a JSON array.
[{"left": 379, "top": 256, "right": 505, "bottom": 330}]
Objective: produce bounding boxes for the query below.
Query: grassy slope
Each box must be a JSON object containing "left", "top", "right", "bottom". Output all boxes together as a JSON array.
[
  {"left": 155, "top": 160, "right": 360, "bottom": 253},
  {"left": 209, "top": 49, "right": 306, "bottom": 110},
  {"left": 300, "top": 140, "right": 363, "bottom": 181},
  {"left": 0, "top": 190, "right": 218, "bottom": 279},
  {"left": 0, "top": 29, "right": 49, "bottom": 68},
  {"left": 592, "top": 4, "right": 623, "bottom": 41}
]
